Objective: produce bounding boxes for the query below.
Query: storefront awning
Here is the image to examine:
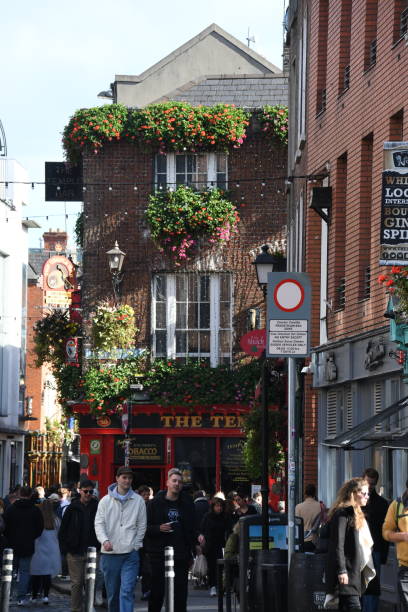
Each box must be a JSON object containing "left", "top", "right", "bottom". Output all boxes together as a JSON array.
[{"left": 323, "top": 395, "right": 408, "bottom": 449}]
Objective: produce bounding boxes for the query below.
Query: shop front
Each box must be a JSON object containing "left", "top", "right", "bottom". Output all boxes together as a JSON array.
[{"left": 76, "top": 404, "right": 251, "bottom": 497}]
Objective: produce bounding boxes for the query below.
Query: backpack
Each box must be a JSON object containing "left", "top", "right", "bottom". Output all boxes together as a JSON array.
[{"left": 394, "top": 497, "right": 408, "bottom": 531}]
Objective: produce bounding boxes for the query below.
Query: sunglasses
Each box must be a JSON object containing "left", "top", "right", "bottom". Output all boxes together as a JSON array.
[
  {"left": 357, "top": 490, "right": 369, "bottom": 496},
  {"left": 82, "top": 489, "right": 94, "bottom": 495}
]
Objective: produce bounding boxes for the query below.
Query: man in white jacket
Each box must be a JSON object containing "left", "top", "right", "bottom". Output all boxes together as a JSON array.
[{"left": 95, "top": 466, "right": 146, "bottom": 612}]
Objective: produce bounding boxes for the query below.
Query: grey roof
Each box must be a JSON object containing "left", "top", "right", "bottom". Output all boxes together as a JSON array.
[{"left": 156, "top": 74, "right": 288, "bottom": 109}]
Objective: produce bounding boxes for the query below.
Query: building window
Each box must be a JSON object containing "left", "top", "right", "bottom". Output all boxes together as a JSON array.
[
  {"left": 395, "top": 0, "right": 408, "bottom": 41},
  {"left": 315, "top": 0, "right": 330, "bottom": 115},
  {"left": 359, "top": 133, "right": 373, "bottom": 300},
  {"left": 364, "top": 1, "right": 378, "bottom": 70},
  {"left": 155, "top": 153, "right": 228, "bottom": 191},
  {"left": 338, "top": 0, "right": 353, "bottom": 94},
  {"left": 152, "top": 273, "right": 232, "bottom": 366}
]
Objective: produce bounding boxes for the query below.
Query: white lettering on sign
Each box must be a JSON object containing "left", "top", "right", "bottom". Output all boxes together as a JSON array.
[{"left": 268, "top": 319, "right": 308, "bottom": 355}]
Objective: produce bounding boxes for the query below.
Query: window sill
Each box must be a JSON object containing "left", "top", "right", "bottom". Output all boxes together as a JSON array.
[{"left": 363, "top": 62, "right": 376, "bottom": 75}]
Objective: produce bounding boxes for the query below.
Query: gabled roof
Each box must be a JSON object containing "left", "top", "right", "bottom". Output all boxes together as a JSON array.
[{"left": 113, "top": 23, "right": 283, "bottom": 108}]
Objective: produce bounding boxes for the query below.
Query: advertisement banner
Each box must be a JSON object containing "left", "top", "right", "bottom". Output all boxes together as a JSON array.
[{"left": 380, "top": 142, "right": 408, "bottom": 265}]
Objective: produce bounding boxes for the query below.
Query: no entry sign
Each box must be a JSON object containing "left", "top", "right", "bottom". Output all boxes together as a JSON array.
[{"left": 266, "top": 273, "right": 311, "bottom": 358}]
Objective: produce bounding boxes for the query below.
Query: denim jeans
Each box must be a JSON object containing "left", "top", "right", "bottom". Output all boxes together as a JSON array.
[
  {"left": 15, "top": 556, "right": 32, "bottom": 600},
  {"left": 101, "top": 550, "right": 139, "bottom": 612},
  {"left": 361, "top": 551, "right": 381, "bottom": 612}
]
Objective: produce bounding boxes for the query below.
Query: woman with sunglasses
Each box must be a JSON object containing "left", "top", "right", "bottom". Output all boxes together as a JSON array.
[{"left": 324, "top": 478, "right": 376, "bottom": 611}]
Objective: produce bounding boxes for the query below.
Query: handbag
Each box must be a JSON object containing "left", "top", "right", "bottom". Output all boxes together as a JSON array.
[
  {"left": 315, "top": 518, "right": 330, "bottom": 554},
  {"left": 191, "top": 553, "right": 208, "bottom": 579}
]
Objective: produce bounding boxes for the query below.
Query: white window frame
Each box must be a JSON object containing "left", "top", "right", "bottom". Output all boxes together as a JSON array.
[
  {"left": 154, "top": 152, "right": 228, "bottom": 190},
  {"left": 151, "top": 273, "right": 233, "bottom": 366}
]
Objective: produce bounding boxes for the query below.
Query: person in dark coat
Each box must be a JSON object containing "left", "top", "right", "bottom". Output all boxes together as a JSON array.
[
  {"left": 361, "top": 468, "right": 389, "bottom": 612},
  {"left": 145, "top": 468, "right": 195, "bottom": 612},
  {"left": 231, "top": 490, "right": 258, "bottom": 524},
  {"left": 4, "top": 485, "right": 44, "bottom": 605},
  {"left": 58, "top": 479, "right": 101, "bottom": 612},
  {"left": 193, "top": 490, "right": 209, "bottom": 539},
  {"left": 198, "top": 497, "right": 230, "bottom": 596},
  {"left": 325, "top": 477, "right": 375, "bottom": 612}
]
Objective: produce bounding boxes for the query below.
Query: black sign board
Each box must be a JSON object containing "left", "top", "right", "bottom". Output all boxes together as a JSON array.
[
  {"left": 114, "top": 435, "right": 164, "bottom": 464},
  {"left": 45, "top": 162, "right": 83, "bottom": 201},
  {"left": 220, "top": 438, "right": 250, "bottom": 492}
]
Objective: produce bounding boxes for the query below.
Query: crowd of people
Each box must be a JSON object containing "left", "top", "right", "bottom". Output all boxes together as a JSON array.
[
  {"left": 2, "top": 466, "right": 408, "bottom": 612},
  {"left": 0, "top": 469, "right": 264, "bottom": 611}
]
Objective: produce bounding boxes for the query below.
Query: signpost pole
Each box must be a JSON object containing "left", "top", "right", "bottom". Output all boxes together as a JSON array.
[{"left": 287, "top": 357, "right": 296, "bottom": 566}]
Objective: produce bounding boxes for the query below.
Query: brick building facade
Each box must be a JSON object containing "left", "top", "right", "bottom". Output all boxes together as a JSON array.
[{"left": 287, "top": 0, "right": 408, "bottom": 506}]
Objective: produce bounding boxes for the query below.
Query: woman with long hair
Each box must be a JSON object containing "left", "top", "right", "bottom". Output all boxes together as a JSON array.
[
  {"left": 30, "top": 499, "right": 61, "bottom": 604},
  {"left": 324, "top": 477, "right": 375, "bottom": 611}
]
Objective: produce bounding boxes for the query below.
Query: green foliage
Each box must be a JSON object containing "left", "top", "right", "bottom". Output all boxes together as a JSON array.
[
  {"left": 63, "top": 104, "right": 128, "bottom": 163},
  {"left": 33, "top": 311, "right": 79, "bottom": 368},
  {"left": 242, "top": 407, "right": 286, "bottom": 479},
  {"left": 82, "top": 357, "right": 145, "bottom": 414},
  {"left": 74, "top": 211, "right": 84, "bottom": 248},
  {"left": 146, "top": 186, "right": 239, "bottom": 262},
  {"left": 62, "top": 102, "right": 250, "bottom": 163},
  {"left": 144, "top": 359, "right": 278, "bottom": 407},
  {"left": 91, "top": 303, "right": 138, "bottom": 351},
  {"left": 45, "top": 416, "right": 76, "bottom": 446},
  {"left": 257, "top": 105, "right": 288, "bottom": 145}
]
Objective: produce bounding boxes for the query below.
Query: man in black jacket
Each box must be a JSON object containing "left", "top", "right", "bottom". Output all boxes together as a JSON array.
[
  {"left": 362, "top": 468, "right": 389, "bottom": 612},
  {"left": 145, "top": 468, "right": 195, "bottom": 612},
  {"left": 58, "top": 479, "right": 100, "bottom": 611},
  {"left": 4, "top": 485, "right": 44, "bottom": 606}
]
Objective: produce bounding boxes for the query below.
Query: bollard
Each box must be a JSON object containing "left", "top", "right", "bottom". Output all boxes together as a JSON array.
[
  {"left": 0, "top": 549, "right": 13, "bottom": 612},
  {"left": 85, "top": 546, "right": 97, "bottom": 612},
  {"left": 164, "top": 546, "right": 174, "bottom": 612}
]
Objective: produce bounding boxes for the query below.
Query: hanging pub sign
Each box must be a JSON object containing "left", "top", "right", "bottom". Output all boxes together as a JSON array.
[
  {"left": 45, "top": 162, "right": 83, "bottom": 202},
  {"left": 65, "top": 337, "right": 79, "bottom": 365},
  {"left": 42, "top": 255, "right": 75, "bottom": 307},
  {"left": 380, "top": 142, "right": 408, "bottom": 265},
  {"left": 114, "top": 436, "right": 164, "bottom": 464}
]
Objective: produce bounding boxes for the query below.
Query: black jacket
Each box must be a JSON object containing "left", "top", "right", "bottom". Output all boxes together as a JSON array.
[
  {"left": 58, "top": 497, "right": 99, "bottom": 555},
  {"left": 145, "top": 490, "right": 195, "bottom": 560},
  {"left": 363, "top": 489, "right": 389, "bottom": 563},
  {"left": 194, "top": 497, "right": 209, "bottom": 538},
  {"left": 4, "top": 498, "right": 44, "bottom": 557},
  {"left": 200, "top": 511, "right": 230, "bottom": 554},
  {"left": 325, "top": 506, "right": 365, "bottom": 597}
]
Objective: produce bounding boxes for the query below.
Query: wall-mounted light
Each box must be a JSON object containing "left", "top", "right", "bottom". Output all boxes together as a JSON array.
[{"left": 106, "top": 241, "right": 126, "bottom": 303}]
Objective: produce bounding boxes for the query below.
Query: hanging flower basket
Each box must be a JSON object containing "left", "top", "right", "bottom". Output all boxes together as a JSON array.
[
  {"left": 378, "top": 266, "right": 408, "bottom": 316},
  {"left": 146, "top": 185, "right": 239, "bottom": 262},
  {"left": 256, "top": 105, "right": 288, "bottom": 145},
  {"left": 91, "top": 303, "right": 138, "bottom": 351}
]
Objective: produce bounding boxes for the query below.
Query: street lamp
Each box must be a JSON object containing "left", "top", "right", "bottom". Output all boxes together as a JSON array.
[
  {"left": 252, "top": 244, "right": 285, "bottom": 295},
  {"left": 106, "top": 241, "right": 126, "bottom": 303},
  {"left": 252, "top": 244, "right": 286, "bottom": 551}
]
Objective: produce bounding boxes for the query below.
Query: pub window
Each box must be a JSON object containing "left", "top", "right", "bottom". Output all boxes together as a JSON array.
[
  {"left": 152, "top": 273, "right": 232, "bottom": 366},
  {"left": 175, "top": 437, "right": 216, "bottom": 492},
  {"left": 155, "top": 153, "right": 228, "bottom": 191}
]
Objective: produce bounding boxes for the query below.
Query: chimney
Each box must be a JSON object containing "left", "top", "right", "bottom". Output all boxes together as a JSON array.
[{"left": 42, "top": 228, "right": 68, "bottom": 252}]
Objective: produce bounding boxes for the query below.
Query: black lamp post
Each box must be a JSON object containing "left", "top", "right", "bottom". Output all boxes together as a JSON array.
[
  {"left": 252, "top": 244, "right": 286, "bottom": 551},
  {"left": 106, "top": 241, "right": 126, "bottom": 303}
]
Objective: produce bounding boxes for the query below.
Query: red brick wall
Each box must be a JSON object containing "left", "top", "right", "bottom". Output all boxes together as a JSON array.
[
  {"left": 306, "top": 0, "right": 408, "bottom": 342},
  {"left": 25, "top": 283, "right": 45, "bottom": 431},
  {"left": 81, "top": 128, "right": 287, "bottom": 355}
]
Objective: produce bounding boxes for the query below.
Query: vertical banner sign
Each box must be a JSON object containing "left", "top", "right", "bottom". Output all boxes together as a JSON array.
[
  {"left": 266, "top": 272, "right": 311, "bottom": 358},
  {"left": 380, "top": 142, "right": 408, "bottom": 265}
]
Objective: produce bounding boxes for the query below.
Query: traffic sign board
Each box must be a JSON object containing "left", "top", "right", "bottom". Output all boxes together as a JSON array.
[{"left": 266, "top": 273, "right": 311, "bottom": 358}]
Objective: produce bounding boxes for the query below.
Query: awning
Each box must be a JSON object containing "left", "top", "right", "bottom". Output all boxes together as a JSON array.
[{"left": 323, "top": 395, "right": 408, "bottom": 449}]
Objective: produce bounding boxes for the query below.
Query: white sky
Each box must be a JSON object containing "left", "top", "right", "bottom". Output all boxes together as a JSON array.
[{"left": 2, "top": 0, "right": 287, "bottom": 248}]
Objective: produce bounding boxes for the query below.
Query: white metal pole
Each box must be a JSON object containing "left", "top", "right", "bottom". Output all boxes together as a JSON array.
[{"left": 287, "top": 356, "right": 296, "bottom": 567}]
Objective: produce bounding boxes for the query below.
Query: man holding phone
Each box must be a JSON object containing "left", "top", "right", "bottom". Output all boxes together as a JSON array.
[{"left": 145, "top": 468, "right": 195, "bottom": 612}]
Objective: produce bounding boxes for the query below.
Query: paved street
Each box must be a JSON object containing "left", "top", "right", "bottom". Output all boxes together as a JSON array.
[{"left": 8, "top": 580, "right": 221, "bottom": 611}]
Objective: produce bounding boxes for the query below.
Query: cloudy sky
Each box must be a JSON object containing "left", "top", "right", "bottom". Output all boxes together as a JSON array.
[{"left": 2, "top": 0, "right": 287, "bottom": 247}]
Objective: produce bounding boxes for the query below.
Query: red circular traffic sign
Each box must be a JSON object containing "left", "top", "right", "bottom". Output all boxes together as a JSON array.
[{"left": 273, "top": 279, "right": 305, "bottom": 312}]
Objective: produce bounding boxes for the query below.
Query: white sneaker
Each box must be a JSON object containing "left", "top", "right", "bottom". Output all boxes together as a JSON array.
[
  {"left": 17, "top": 599, "right": 30, "bottom": 607},
  {"left": 210, "top": 586, "right": 217, "bottom": 597},
  {"left": 94, "top": 592, "right": 103, "bottom": 606},
  {"left": 42, "top": 596, "right": 49, "bottom": 604}
]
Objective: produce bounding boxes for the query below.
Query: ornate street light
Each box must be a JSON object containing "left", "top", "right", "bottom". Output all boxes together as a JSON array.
[
  {"left": 252, "top": 244, "right": 286, "bottom": 294},
  {"left": 106, "top": 241, "right": 126, "bottom": 302},
  {"left": 252, "top": 243, "right": 286, "bottom": 552}
]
